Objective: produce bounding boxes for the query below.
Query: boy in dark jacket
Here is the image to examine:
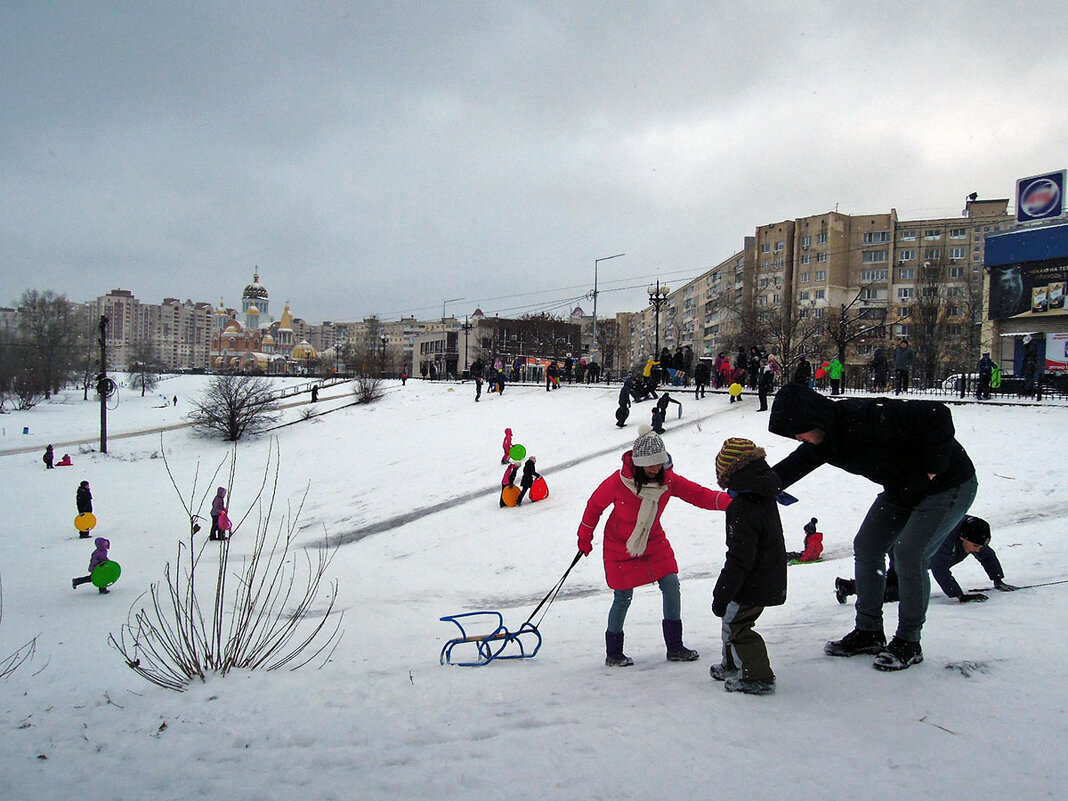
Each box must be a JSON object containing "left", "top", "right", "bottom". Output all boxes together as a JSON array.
[
  {"left": 76, "top": 480, "right": 93, "bottom": 538},
  {"left": 650, "top": 393, "right": 682, "bottom": 433},
  {"left": 930, "top": 515, "right": 1018, "bottom": 602},
  {"left": 768, "top": 382, "right": 977, "bottom": 671},
  {"left": 709, "top": 437, "right": 787, "bottom": 695}
]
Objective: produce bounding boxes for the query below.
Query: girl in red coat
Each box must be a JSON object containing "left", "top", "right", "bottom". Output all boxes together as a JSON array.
[{"left": 577, "top": 424, "right": 732, "bottom": 666}]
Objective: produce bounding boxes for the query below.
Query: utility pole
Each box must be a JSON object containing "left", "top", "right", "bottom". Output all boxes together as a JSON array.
[{"left": 97, "top": 315, "right": 108, "bottom": 454}]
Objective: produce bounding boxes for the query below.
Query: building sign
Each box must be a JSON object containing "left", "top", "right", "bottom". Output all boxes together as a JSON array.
[
  {"left": 1016, "top": 170, "right": 1066, "bottom": 224},
  {"left": 1047, "top": 332, "right": 1068, "bottom": 372},
  {"left": 989, "top": 258, "right": 1068, "bottom": 320}
]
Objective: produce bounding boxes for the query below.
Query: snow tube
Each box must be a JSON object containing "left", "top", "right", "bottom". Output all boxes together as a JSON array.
[
  {"left": 91, "top": 560, "right": 121, "bottom": 588},
  {"left": 529, "top": 477, "right": 549, "bottom": 502},
  {"left": 501, "top": 485, "right": 521, "bottom": 507}
]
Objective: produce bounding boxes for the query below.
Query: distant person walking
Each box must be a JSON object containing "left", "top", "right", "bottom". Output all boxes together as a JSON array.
[
  {"left": 893, "top": 339, "right": 915, "bottom": 395},
  {"left": 43, "top": 444, "right": 55, "bottom": 470}
]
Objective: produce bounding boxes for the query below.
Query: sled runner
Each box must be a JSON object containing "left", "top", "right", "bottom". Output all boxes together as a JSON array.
[
  {"left": 438, "top": 611, "right": 543, "bottom": 666},
  {"left": 439, "top": 551, "right": 582, "bottom": 667}
]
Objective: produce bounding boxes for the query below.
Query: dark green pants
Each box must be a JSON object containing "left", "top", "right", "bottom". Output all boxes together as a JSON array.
[{"left": 720, "top": 602, "right": 773, "bottom": 680}]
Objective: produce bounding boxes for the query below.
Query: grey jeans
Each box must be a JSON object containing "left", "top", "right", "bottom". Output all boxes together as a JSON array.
[{"left": 854, "top": 475, "right": 978, "bottom": 642}]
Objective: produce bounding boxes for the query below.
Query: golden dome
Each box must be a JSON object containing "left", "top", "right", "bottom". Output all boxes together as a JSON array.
[
  {"left": 292, "top": 340, "right": 317, "bottom": 360},
  {"left": 242, "top": 270, "right": 268, "bottom": 301}
]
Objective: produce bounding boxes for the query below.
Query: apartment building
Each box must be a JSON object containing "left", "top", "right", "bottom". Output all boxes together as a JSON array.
[{"left": 623, "top": 198, "right": 1014, "bottom": 375}]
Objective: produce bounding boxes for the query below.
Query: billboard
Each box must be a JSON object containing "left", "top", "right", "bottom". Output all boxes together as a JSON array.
[
  {"left": 1047, "top": 332, "right": 1068, "bottom": 372},
  {"left": 989, "top": 258, "right": 1068, "bottom": 320},
  {"left": 1016, "top": 170, "right": 1066, "bottom": 224}
]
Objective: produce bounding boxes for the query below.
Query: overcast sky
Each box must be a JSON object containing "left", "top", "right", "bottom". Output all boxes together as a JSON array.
[{"left": 2, "top": 1, "right": 1065, "bottom": 324}]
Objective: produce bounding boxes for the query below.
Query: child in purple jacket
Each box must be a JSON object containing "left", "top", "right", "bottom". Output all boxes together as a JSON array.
[{"left": 72, "top": 537, "right": 112, "bottom": 594}]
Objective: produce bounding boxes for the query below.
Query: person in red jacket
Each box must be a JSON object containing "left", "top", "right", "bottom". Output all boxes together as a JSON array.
[
  {"left": 577, "top": 424, "right": 732, "bottom": 667},
  {"left": 786, "top": 517, "right": 824, "bottom": 563}
]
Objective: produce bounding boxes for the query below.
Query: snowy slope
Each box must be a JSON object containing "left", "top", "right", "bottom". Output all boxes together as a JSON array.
[{"left": 1, "top": 376, "right": 1066, "bottom": 801}]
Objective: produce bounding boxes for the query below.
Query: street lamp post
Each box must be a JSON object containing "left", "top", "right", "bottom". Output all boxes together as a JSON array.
[
  {"left": 647, "top": 279, "right": 671, "bottom": 360},
  {"left": 592, "top": 253, "right": 624, "bottom": 362},
  {"left": 442, "top": 296, "right": 464, "bottom": 323}
]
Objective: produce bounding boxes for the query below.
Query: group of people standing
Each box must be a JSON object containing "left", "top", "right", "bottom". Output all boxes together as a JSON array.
[{"left": 576, "top": 376, "right": 994, "bottom": 694}]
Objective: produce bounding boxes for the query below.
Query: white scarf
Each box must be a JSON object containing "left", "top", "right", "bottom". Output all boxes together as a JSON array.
[{"left": 619, "top": 473, "right": 669, "bottom": 557}]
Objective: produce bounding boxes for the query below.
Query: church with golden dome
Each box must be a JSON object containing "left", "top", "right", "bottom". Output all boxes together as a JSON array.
[{"left": 209, "top": 270, "right": 318, "bottom": 373}]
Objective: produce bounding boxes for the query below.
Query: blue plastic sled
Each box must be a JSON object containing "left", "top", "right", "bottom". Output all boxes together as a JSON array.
[{"left": 439, "top": 611, "right": 543, "bottom": 666}]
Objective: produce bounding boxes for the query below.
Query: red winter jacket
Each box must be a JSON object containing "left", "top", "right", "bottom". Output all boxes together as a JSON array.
[
  {"left": 799, "top": 531, "right": 824, "bottom": 562},
  {"left": 578, "top": 451, "right": 731, "bottom": 590}
]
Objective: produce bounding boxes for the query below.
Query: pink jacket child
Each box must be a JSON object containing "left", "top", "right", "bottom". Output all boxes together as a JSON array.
[
  {"left": 577, "top": 425, "right": 732, "bottom": 666},
  {"left": 72, "top": 537, "right": 112, "bottom": 594},
  {"left": 499, "top": 462, "right": 520, "bottom": 507},
  {"left": 501, "top": 428, "right": 513, "bottom": 464}
]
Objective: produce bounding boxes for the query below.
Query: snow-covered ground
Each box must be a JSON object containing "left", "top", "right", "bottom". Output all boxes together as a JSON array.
[{"left": 1, "top": 375, "right": 1066, "bottom": 801}]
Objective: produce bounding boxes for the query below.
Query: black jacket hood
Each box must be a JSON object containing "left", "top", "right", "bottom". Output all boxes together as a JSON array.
[{"left": 768, "top": 382, "right": 836, "bottom": 439}]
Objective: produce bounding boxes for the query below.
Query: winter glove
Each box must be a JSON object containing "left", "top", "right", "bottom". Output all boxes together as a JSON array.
[
  {"left": 776, "top": 491, "right": 798, "bottom": 506},
  {"left": 578, "top": 529, "right": 593, "bottom": 557},
  {"left": 994, "top": 580, "right": 1019, "bottom": 592},
  {"left": 958, "top": 592, "right": 988, "bottom": 603},
  {"left": 711, "top": 599, "right": 727, "bottom": 618}
]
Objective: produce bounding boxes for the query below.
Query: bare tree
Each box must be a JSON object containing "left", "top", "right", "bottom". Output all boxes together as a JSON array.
[
  {"left": 910, "top": 260, "right": 952, "bottom": 387},
  {"left": 17, "top": 289, "right": 79, "bottom": 398},
  {"left": 595, "top": 320, "right": 621, "bottom": 371},
  {"left": 187, "top": 373, "right": 281, "bottom": 441},
  {"left": 128, "top": 337, "right": 162, "bottom": 397}
]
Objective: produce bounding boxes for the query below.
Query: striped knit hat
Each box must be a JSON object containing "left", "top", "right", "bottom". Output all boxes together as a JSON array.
[
  {"left": 632, "top": 423, "right": 667, "bottom": 467},
  {"left": 715, "top": 437, "right": 766, "bottom": 488}
]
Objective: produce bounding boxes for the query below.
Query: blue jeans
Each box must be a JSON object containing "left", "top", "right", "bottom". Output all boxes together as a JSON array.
[
  {"left": 853, "top": 475, "right": 977, "bottom": 642},
  {"left": 607, "top": 573, "right": 681, "bottom": 633}
]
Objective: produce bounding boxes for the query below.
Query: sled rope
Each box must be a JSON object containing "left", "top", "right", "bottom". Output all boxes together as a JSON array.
[{"left": 523, "top": 550, "right": 583, "bottom": 630}]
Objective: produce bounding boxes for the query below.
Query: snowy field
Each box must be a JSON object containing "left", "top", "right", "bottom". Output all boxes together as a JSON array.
[{"left": 1, "top": 374, "right": 1066, "bottom": 801}]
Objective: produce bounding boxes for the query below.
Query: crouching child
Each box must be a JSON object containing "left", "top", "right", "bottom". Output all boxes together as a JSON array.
[{"left": 709, "top": 438, "right": 787, "bottom": 695}]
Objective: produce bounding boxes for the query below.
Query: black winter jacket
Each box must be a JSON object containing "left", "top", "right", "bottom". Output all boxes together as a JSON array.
[
  {"left": 76, "top": 485, "right": 93, "bottom": 514},
  {"left": 767, "top": 383, "right": 975, "bottom": 508},
  {"left": 711, "top": 459, "right": 787, "bottom": 616}
]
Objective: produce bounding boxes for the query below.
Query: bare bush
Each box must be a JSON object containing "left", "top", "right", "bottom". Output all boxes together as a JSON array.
[
  {"left": 353, "top": 376, "right": 383, "bottom": 404},
  {"left": 108, "top": 440, "right": 343, "bottom": 691},
  {"left": 187, "top": 373, "right": 281, "bottom": 441},
  {"left": 0, "top": 575, "right": 37, "bottom": 679}
]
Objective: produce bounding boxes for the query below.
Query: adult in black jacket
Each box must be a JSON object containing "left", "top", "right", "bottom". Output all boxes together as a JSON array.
[
  {"left": 768, "top": 382, "right": 977, "bottom": 671},
  {"left": 709, "top": 437, "right": 786, "bottom": 695}
]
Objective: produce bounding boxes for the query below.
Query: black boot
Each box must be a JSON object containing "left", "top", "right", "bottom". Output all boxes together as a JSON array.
[
  {"left": 825, "top": 628, "right": 886, "bottom": 657},
  {"left": 662, "top": 619, "right": 699, "bottom": 661},
  {"left": 605, "top": 631, "right": 634, "bottom": 667},
  {"left": 834, "top": 577, "right": 855, "bottom": 604}
]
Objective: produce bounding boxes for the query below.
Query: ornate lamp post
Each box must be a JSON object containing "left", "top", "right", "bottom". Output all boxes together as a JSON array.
[{"left": 647, "top": 280, "right": 671, "bottom": 359}]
